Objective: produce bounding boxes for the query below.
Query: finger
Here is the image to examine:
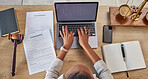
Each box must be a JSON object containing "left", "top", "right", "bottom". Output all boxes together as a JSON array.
[
  {"left": 66, "top": 26, "right": 69, "bottom": 36},
  {"left": 71, "top": 31, "right": 75, "bottom": 36},
  {"left": 87, "top": 30, "right": 90, "bottom": 37},
  {"left": 77, "top": 29, "right": 81, "bottom": 36},
  {"left": 62, "top": 26, "right": 66, "bottom": 36},
  {"left": 73, "top": 32, "right": 75, "bottom": 36},
  {"left": 60, "top": 31, "right": 64, "bottom": 38},
  {"left": 71, "top": 31, "right": 74, "bottom": 38},
  {"left": 80, "top": 28, "right": 84, "bottom": 35},
  {"left": 70, "top": 31, "right": 73, "bottom": 35},
  {"left": 70, "top": 31, "right": 74, "bottom": 40},
  {"left": 84, "top": 27, "right": 87, "bottom": 34},
  {"left": 69, "top": 31, "right": 74, "bottom": 38},
  {"left": 78, "top": 36, "right": 80, "bottom": 43}
]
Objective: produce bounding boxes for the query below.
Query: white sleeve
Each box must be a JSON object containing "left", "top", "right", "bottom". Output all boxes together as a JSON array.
[
  {"left": 44, "top": 58, "right": 63, "bottom": 79},
  {"left": 94, "top": 60, "right": 114, "bottom": 79}
]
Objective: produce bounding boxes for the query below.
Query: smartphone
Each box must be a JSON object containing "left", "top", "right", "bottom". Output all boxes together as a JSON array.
[{"left": 103, "top": 25, "right": 112, "bottom": 43}]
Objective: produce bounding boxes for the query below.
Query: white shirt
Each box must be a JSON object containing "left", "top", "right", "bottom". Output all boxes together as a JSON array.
[{"left": 45, "top": 58, "right": 114, "bottom": 79}]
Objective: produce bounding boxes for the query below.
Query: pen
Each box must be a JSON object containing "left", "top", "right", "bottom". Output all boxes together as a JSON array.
[
  {"left": 121, "top": 44, "right": 129, "bottom": 78},
  {"left": 121, "top": 44, "right": 125, "bottom": 61}
]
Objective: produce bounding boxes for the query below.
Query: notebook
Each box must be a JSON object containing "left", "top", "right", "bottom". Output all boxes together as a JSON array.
[
  {"left": 0, "top": 8, "right": 19, "bottom": 36},
  {"left": 102, "top": 41, "right": 146, "bottom": 73}
]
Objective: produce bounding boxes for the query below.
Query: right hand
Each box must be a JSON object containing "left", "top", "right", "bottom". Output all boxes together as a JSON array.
[
  {"left": 60, "top": 26, "right": 74, "bottom": 50},
  {"left": 77, "top": 27, "right": 90, "bottom": 48}
]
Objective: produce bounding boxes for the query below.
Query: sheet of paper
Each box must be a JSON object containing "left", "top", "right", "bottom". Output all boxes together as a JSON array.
[
  {"left": 25, "top": 11, "right": 54, "bottom": 45},
  {"left": 23, "top": 30, "right": 56, "bottom": 75}
]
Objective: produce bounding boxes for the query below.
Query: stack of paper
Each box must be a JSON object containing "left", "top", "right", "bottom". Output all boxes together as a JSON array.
[
  {"left": 23, "top": 11, "right": 56, "bottom": 75},
  {"left": 25, "top": 11, "right": 54, "bottom": 45}
]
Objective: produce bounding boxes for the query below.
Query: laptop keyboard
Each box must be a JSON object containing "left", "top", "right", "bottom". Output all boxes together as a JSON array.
[{"left": 59, "top": 23, "right": 96, "bottom": 37}]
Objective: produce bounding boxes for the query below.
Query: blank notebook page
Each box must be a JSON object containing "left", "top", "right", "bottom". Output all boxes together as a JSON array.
[
  {"left": 102, "top": 43, "right": 127, "bottom": 73},
  {"left": 122, "top": 41, "right": 146, "bottom": 71}
]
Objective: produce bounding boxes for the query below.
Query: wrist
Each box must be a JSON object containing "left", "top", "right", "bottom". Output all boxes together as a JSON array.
[
  {"left": 63, "top": 44, "right": 70, "bottom": 50},
  {"left": 60, "top": 46, "right": 68, "bottom": 52},
  {"left": 82, "top": 44, "right": 91, "bottom": 50}
]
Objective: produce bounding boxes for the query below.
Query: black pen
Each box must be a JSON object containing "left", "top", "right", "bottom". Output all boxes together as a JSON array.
[
  {"left": 121, "top": 44, "right": 125, "bottom": 61},
  {"left": 121, "top": 44, "right": 129, "bottom": 78}
]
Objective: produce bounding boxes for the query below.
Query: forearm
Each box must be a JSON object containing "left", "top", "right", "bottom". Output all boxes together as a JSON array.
[
  {"left": 83, "top": 44, "right": 101, "bottom": 64},
  {"left": 45, "top": 46, "right": 68, "bottom": 79},
  {"left": 57, "top": 45, "right": 68, "bottom": 61},
  {"left": 94, "top": 60, "right": 114, "bottom": 79},
  {"left": 45, "top": 58, "right": 63, "bottom": 79}
]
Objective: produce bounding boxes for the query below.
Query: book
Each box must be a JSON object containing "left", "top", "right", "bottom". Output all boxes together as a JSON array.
[
  {"left": 102, "top": 41, "right": 146, "bottom": 73},
  {"left": 0, "top": 8, "right": 19, "bottom": 36}
]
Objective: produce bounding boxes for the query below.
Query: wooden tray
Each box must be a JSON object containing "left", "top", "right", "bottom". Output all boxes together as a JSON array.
[{"left": 110, "top": 7, "right": 148, "bottom": 27}]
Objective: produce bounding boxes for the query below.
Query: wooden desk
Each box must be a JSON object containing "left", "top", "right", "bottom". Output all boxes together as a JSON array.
[{"left": 0, "top": 5, "right": 147, "bottom": 79}]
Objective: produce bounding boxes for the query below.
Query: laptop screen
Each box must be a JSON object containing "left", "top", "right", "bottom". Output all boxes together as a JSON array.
[{"left": 55, "top": 2, "right": 98, "bottom": 22}]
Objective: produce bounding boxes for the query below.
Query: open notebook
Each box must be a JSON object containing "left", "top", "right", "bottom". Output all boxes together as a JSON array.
[{"left": 102, "top": 41, "right": 146, "bottom": 73}]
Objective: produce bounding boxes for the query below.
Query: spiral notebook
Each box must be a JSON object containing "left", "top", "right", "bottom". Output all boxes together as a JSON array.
[{"left": 102, "top": 41, "right": 146, "bottom": 73}]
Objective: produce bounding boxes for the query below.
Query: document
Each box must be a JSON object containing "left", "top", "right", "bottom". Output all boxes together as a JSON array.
[
  {"left": 25, "top": 11, "right": 54, "bottom": 45},
  {"left": 23, "top": 30, "right": 56, "bottom": 75}
]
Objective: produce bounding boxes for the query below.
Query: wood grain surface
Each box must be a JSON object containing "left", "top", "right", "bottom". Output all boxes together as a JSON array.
[
  {"left": 110, "top": 7, "right": 148, "bottom": 27},
  {"left": 0, "top": 5, "right": 147, "bottom": 79}
]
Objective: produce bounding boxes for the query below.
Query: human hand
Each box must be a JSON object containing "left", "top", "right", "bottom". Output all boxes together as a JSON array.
[
  {"left": 60, "top": 26, "right": 74, "bottom": 50},
  {"left": 77, "top": 27, "right": 90, "bottom": 48}
]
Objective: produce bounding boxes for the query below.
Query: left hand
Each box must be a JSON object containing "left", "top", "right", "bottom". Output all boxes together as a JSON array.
[
  {"left": 77, "top": 27, "right": 90, "bottom": 48},
  {"left": 60, "top": 26, "right": 74, "bottom": 50}
]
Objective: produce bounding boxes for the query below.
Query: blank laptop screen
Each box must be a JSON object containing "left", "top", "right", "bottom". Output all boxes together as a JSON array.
[{"left": 55, "top": 2, "right": 98, "bottom": 22}]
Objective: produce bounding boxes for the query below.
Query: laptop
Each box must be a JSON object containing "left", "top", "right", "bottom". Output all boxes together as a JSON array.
[{"left": 55, "top": 2, "right": 98, "bottom": 49}]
